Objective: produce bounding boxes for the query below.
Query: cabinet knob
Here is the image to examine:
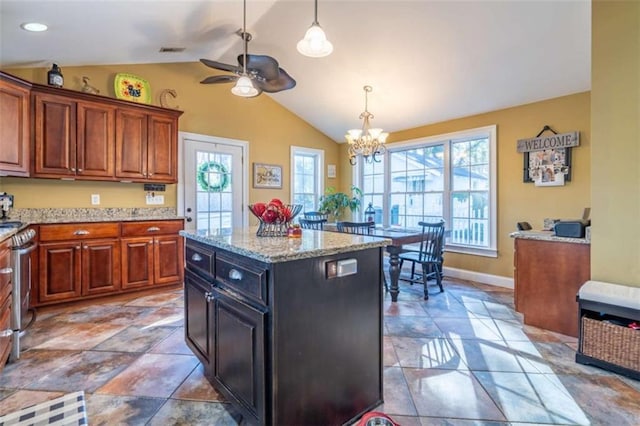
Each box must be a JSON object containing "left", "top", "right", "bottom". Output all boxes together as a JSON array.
[
  {"left": 0, "top": 267, "right": 13, "bottom": 275},
  {"left": 77, "top": 168, "right": 83, "bottom": 172},
  {"left": 149, "top": 173, "right": 154, "bottom": 176},
  {"left": 70, "top": 167, "right": 76, "bottom": 172},
  {"left": 148, "top": 240, "right": 153, "bottom": 245},
  {"left": 74, "top": 230, "right": 90, "bottom": 236},
  {"left": 191, "top": 253, "right": 202, "bottom": 262},
  {"left": 229, "top": 268, "right": 243, "bottom": 281},
  {"left": 147, "top": 227, "right": 161, "bottom": 232},
  {"left": 76, "top": 246, "right": 81, "bottom": 250},
  {"left": 83, "top": 245, "right": 88, "bottom": 250},
  {"left": 204, "top": 291, "right": 215, "bottom": 303}
]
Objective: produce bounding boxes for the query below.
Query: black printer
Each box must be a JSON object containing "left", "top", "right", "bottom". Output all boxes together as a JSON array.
[{"left": 553, "top": 208, "right": 591, "bottom": 238}]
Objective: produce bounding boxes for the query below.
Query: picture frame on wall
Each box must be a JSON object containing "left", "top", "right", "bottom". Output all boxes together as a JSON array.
[
  {"left": 523, "top": 147, "right": 572, "bottom": 184},
  {"left": 253, "top": 163, "right": 283, "bottom": 189}
]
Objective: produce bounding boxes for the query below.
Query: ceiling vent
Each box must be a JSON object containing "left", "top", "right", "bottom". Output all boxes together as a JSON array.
[{"left": 159, "top": 47, "right": 186, "bottom": 53}]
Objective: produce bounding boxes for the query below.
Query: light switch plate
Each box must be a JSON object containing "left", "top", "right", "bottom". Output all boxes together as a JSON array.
[{"left": 91, "top": 194, "right": 100, "bottom": 205}]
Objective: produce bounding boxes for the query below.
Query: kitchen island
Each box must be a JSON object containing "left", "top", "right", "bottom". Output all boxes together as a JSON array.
[{"left": 181, "top": 228, "right": 390, "bottom": 426}]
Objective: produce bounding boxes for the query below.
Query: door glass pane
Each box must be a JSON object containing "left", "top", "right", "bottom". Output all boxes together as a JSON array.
[{"left": 195, "top": 151, "right": 233, "bottom": 236}]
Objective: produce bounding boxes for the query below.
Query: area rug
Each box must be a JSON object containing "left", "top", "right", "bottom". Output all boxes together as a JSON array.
[{"left": 0, "top": 391, "right": 87, "bottom": 426}]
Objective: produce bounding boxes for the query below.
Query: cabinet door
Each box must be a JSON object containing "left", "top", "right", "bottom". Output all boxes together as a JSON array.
[
  {"left": 115, "top": 108, "right": 147, "bottom": 180},
  {"left": 153, "top": 234, "right": 183, "bottom": 285},
  {"left": 184, "top": 270, "right": 214, "bottom": 371},
  {"left": 82, "top": 239, "right": 120, "bottom": 296},
  {"left": 121, "top": 236, "right": 154, "bottom": 289},
  {"left": 0, "top": 78, "right": 30, "bottom": 177},
  {"left": 147, "top": 114, "right": 177, "bottom": 183},
  {"left": 213, "top": 289, "right": 266, "bottom": 423},
  {"left": 33, "top": 92, "right": 76, "bottom": 177},
  {"left": 39, "top": 242, "right": 82, "bottom": 303},
  {"left": 77, "top": 101, "right": 115, "bottom": 178}
]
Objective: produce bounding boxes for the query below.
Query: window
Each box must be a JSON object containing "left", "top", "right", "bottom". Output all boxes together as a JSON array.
[
  {"left": 291, "top": 146, "right": 324, "bottom": 212},
  {"left": 357, "top": 125, "right": 497, "bottom": 257}
]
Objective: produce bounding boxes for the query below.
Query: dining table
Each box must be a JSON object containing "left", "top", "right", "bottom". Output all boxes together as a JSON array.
[{"left": 324, "top": 224, "right": 426, "bottom": 302}]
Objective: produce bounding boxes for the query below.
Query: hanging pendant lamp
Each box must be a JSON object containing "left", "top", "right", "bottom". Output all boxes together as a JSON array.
[
  {"left": 297, "top": 0, "right": 333, "bottom": 58},
  {"left": 232, "top": 0, "right": 258, "bottom": 97}
]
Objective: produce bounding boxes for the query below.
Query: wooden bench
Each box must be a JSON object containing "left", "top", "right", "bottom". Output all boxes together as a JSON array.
[{"left": 576, "top": 280, "right": 640, "bottom": 380}]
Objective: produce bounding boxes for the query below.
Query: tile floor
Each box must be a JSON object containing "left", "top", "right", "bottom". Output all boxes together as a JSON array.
[{"left": 1, "top": 277, "right": 639, "bottom": 425}]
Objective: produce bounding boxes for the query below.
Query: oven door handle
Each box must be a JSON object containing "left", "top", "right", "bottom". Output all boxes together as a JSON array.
[{"left": 13, "top": 242, "right": 37, "bottom": 256}]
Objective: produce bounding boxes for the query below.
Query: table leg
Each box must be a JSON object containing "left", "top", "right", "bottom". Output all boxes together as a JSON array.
[{"left": 386, "top": 245, "right": 402, "bottom": 302}]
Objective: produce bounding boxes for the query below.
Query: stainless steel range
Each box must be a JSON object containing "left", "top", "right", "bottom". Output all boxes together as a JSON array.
[{"left": 10, "top": 227, "right": 37, "bottom": 360}]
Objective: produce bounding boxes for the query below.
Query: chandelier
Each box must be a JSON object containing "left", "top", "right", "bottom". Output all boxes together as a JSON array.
[{"left": 345, "top": 86, "right": 388, "bottom": 165}]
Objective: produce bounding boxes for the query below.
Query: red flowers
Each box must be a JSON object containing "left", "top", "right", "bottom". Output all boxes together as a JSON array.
[{"left": 249, "top": 199, "right": 299, "bottom": 223}]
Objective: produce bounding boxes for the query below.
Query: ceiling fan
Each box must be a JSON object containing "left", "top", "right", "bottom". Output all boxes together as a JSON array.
[{"left": 199, "top": 0, "right": 296, "bottom": 97}]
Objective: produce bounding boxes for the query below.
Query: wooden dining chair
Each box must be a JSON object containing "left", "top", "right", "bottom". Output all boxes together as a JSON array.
[
  {"left": 303, "top": 211, "right": 329, "bottom": 221},
  {"left": 299, "top": 218, "right": 327, "bottom": 230},
  {"left": 336, "top": 221, "right": 374, "bottom": 235},
  {"left": 398, "top": 220, "right": 445, "bottom": 300}
]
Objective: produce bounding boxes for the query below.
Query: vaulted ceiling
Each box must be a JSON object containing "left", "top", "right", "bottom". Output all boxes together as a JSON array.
[{"left": 0, "top": 0, "right": 591, "bottom": 142}]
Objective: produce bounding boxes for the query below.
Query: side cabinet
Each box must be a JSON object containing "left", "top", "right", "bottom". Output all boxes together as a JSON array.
[
  {"left": 0, "top": 74, "right": 30, "bottom": 177},
  {"left": 0, "top": 237, "right": 12, "bottom": 371}
]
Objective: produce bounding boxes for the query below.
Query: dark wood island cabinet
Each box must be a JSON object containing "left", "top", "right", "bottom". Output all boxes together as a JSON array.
[{"left": 182, "top": 229, "right": 389, "bottom": 425}]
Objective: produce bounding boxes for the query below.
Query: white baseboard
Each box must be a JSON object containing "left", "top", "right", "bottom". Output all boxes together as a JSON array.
[{"left": 443, "top": 266, "right": 514, "bottom": 289}]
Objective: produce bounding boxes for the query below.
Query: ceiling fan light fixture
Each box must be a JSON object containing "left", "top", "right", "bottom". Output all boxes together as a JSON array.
[
  {"left": 297, "top": 24, "right": 333, "bottom": 57},
  {"left": 231, "top": 75, "right": 259, "bottom": 97}
]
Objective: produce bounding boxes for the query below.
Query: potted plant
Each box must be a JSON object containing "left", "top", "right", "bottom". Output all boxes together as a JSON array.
[{"left": 319, "top": 186, "right": 363, "bottom": 221}]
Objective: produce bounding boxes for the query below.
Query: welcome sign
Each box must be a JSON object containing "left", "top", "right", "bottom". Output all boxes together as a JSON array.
[{"left": 517, "top": 131, "right": 579, "bottom": 153}]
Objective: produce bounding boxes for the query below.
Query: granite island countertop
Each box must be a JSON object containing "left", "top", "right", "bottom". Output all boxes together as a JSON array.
[
  {"left": 181, "top": 228, "right": 391, "bottom": 263},
  {"left": 510, "top": 230, "right": 590, "bottom": 244}
]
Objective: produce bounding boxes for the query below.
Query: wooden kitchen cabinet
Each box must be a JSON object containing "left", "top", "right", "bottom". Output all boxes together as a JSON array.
[
  {"left": 0, "top": 73, "right": 31, "bottom": 177},
  {"left": 514, "top": 237, "right": 590, "bottom": 337},
  {"left": 38, "top": 223, "right": 120, "bottom": 304},
  {"left": 121, "top": 220, "right": 183, "bottom": 289},
  {"left": 33, "top": 90, "right": 115, "bottom": 179},
  {"left": 0, "top": 237, "right": 12, "bottom": 371},
  {"left": 115, "top": 108, "right": 178, "bottom": 183}
]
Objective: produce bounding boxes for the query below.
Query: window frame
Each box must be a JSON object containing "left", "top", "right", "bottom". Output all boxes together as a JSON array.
[
  {"left": 290, "top": 146, "right": 325, "bottom": 211},
  {"left": 356, "top": 125, "right": 497, "bottom": 258}
]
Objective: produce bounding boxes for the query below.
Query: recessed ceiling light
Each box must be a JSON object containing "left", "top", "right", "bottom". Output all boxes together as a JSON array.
[{"left": 20, "top": 22, "right": 48, "bottom": 32}]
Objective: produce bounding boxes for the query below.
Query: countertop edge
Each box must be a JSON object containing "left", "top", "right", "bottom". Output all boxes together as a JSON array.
[{"left": 510, "top": 230, "right": 590, "bottom": 244}]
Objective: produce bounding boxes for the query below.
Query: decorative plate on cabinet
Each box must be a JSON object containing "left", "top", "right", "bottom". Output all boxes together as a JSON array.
[{"left": 114, "top": 73, "right": 151, "bottom": 104}]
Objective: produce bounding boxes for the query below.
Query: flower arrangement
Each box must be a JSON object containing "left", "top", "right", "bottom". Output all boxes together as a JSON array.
[{"left": 248, "top": 199, "right": 302, "bottom": 237}]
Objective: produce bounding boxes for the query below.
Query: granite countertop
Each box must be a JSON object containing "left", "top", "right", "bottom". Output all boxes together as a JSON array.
[
  {"left": 7, "top": 208, "right": 182, "bottom": 225},
  {"left": 181, "top": 228, "right": 391, "bottom": 263},
  {"left": 510, "top": 230, "right": 590, "bottom": 244}
]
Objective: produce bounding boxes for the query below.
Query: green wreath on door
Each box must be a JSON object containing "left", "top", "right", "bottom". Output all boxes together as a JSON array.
[{"left": 197, "top": 161, "right": 230, "bottom": 192}]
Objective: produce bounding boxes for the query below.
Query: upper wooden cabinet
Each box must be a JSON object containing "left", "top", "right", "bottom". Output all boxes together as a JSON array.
[
  {"left": 0, "top": 71, "right": 182, "bottom": 183},
  {"left": 115, "top": 109, "right": 178, "bottom": 182},
  {"left": 0, "top": 74, "right": 31, "bottom": 177}
]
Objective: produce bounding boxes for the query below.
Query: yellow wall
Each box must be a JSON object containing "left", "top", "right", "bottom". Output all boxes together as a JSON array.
[
  {"left": 372, "top": 92, "right": 591, "bottom": 279},
  {"left": 591, "top": 1, "right": 640, "bottom": 287},
  {"left": 1, "top": 62, "right": 340, "bottom": 208}
]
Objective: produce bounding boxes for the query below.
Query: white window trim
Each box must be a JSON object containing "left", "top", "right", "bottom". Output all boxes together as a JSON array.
[
  {"left": 290, "top": 146, "right": 325, "bottom": 208},
  {"left": 367, "top": 125, "right": 497, "bottom": 258}
]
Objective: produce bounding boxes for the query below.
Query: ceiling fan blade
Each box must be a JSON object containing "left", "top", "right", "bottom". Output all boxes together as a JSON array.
[
  {"left": 200, "top": 58, "right": 240, "bottom": 74},
  {"left": 238, "top": 54, "right": 280, "bottom": 81},
  {"left": 254, "top": 68, "right": 297, "bottom": 93},
  {"left": 200, "top": 75, "right": 239, "bottom": 84}
]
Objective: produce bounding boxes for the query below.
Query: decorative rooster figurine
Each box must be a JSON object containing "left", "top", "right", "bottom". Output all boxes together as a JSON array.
[{"left": 81, "top": 76, "right": 100, "bottom": 94}]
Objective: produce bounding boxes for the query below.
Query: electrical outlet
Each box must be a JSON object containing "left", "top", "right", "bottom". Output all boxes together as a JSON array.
[
  {"left": 91, "top": 194, "right": 100, "bottom": 205},
  {"left": 145, "top": 194, "right": 165, "bottom": 205}
]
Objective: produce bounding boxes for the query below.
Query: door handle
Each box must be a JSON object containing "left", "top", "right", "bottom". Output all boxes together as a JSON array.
[
  {"left": 229, "top": 269, "right": 243, "bottom": 281},
  {"left": 74, "top": 230, "right": 90, "bottom": 235},
  {"left": 147, "top": 227, "right": 161, "bottom": 232},
  {"left": 191, "top": 253, "right": 202, "bottom": 262}
]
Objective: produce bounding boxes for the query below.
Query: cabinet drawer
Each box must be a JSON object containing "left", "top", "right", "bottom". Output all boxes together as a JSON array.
[
  {"left": 186, "top": 242, "right": 214, "bottom": 280},
  {"left": 216, "top": 253, "right": 267, "bottom": 305},
  {"left": 39, "top": 223, "right": 119, "bottom": 241},
  {"left": 121, "top": 220, "right": 183, "bottom": 237}
]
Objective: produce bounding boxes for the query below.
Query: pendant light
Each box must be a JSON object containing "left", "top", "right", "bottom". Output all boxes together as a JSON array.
[
  {"left": 297, "top": 0, "right": 333, "bottom": 58},
  {"left": 232, "top": 0, "right": 258, "bottom": 97}
]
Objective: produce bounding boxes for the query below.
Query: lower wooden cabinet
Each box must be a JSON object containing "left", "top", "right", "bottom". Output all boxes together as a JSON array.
[
  {"left": 0, "top": 237, "right": 12, "bottom": 371},
  {"left": 121, "top": 221, "right": 183, "bottom": 290},
  {"left": 36, "top": 219, "right": 183, "bottom": 306}
]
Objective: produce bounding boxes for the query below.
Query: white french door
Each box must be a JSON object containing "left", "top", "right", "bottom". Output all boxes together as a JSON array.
[{"left": 180, "top": 132, "right": 248, "bottom": 236}]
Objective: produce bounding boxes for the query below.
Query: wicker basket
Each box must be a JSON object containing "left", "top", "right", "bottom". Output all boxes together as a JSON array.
[{"left": 581, "top": 317, "right": 640, "bottom": 372}]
